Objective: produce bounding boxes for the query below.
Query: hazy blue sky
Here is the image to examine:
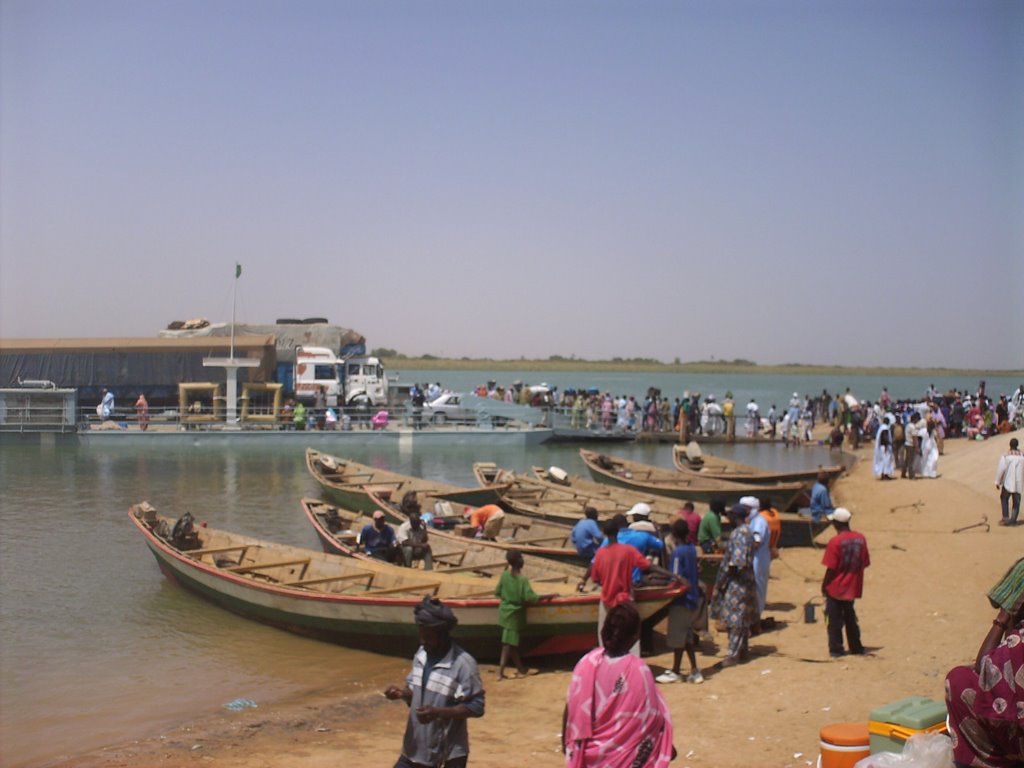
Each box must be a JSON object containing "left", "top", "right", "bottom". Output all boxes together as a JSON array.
[{"left": 2, "top": 1, "right": 1021, "bottom": 368}]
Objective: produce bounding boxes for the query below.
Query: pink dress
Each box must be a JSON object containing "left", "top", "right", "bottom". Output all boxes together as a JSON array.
[{"left": 564, "top": 648, "right": 675, "bottom": 767}]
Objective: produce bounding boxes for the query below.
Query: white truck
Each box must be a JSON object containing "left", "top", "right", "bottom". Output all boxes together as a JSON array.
[{"left": 290, "top": 346, "right": 389, "bottom": 407}]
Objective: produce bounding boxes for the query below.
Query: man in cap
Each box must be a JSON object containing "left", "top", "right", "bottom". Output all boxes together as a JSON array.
[
  {"left": 626, "top": 502, "right": 658, "bottom": 533},
  {"left": 384, "top": 597, "right": 485, "bottom": 768},
  {"left": 359, "top": 510, "right": 401, "bottom": 563},
  {"left": 821, "top": 508, "right": 870, "bottom": 657}
]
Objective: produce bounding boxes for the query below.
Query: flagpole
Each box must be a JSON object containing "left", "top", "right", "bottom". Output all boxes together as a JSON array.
[{"left": 231, "top": 262, "right": 240, "bottom": 360}]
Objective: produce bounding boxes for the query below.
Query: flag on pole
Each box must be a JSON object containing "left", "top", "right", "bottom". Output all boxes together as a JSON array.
[{"left": 235, "top": 263, "right": 242, "bottom": 279}]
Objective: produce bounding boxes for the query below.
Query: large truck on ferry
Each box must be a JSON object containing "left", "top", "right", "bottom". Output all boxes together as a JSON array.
[{"left": 0, "top": 319, "right": 395, "bottom": 409}]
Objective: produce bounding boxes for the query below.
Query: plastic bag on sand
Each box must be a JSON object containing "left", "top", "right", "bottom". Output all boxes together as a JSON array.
[{"left": 853, "top": 733, "right": 953, "bottom": 768}]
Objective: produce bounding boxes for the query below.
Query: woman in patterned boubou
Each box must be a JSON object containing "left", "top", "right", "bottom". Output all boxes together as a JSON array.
[{"left": 945, "top": 557, "right": 1024, "bottom": 768}]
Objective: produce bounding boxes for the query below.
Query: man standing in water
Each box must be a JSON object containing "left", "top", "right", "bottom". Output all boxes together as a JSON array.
[{"left": 384, "top": 597, "right": 485, "bottom": 768}]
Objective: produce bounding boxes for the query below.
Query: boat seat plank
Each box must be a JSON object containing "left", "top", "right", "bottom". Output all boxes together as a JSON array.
[
  {"left": 368, "top": 583, "right": 442, "bottom": 596},
  {"left": 225, "top": 558, "right": 310, "bottom": 574},
  {"left": 532, "top": 575, "right": 571, "bottom": 583},
  {"left": 189, "top": 544, "right": 255, "bottom": 556},
  {"left": 507, "top": 534, "right": 570, "bottom": 546},
  {"left": 283, "top": 572, "right": 374, "bottom": 587},
  {"left": 441, "top": 562, "right": 506, "bottom": 574}
]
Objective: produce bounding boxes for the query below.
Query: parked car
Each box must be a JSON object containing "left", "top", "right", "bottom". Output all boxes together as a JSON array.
[{"left": 422, "top": 393, "right": 511, "bottom": 426}]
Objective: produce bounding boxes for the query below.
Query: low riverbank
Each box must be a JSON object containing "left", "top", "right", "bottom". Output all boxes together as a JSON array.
[{"left": 380, "top": 356, "right": 1021, "bottom": 378}]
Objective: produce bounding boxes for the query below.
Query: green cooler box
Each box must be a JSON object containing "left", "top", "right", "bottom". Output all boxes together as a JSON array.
[{"left": 868, "top": 696, "right": 948, "bottom": 754}]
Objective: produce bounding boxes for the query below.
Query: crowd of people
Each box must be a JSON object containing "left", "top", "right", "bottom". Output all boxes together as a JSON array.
[{"left": 377, "top": 489, "right": 881, "bottom": 767}]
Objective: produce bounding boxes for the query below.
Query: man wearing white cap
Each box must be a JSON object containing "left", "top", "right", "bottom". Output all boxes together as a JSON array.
[
  {"left": 743, "top": 496, "right": 771, "bottom": 629},
  {"left": 627, "top": 502, "right": 658, "bottom": 533},
  {"left": 820, "top": 507, "right": 870, "bottom": 657}
]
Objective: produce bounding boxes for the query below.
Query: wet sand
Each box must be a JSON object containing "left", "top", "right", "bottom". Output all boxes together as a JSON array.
[{"left": 48, "top": 431, "right": 1021, "bottom": 768}]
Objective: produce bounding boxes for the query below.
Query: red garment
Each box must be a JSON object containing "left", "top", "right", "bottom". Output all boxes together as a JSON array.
[
  {"left": 590, "top": 543, "right": 650, "bottom": 608},
  {"left": 678, "top": 508, "right": 702, "bottom": 545},
  {"left": 822, "top": 530, "right": 870, "bottom": 600}
]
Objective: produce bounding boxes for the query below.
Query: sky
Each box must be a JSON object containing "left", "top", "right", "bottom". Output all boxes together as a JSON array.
[{"left": 1, "top": 1, "right": 1021, "bottom": 369}]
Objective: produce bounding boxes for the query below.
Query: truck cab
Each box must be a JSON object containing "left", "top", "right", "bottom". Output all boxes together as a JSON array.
[
  {"left": 293, "top": 347, "right": 387, "bottom": 407},
  {"left": 340, "top": 356, "right": 387, "bottom": 406}
]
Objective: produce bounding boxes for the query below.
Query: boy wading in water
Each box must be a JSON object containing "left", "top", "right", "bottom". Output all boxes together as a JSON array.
[{"left": 495, "top": 550, "right": 554, "bottom": 679}]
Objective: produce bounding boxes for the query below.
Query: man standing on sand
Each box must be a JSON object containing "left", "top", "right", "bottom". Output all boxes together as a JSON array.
[
  {"left": 901, "top": 412, "right": 922, "bottom": 479},
  {"left": 384, "top": 597, "right": 485, "bottom": 768},
  {"left": 821, "top": 508, "right": 870, "bottom": 658},
  {"left": 995, "top": 437, "right": 1024, "bottom": 527}
]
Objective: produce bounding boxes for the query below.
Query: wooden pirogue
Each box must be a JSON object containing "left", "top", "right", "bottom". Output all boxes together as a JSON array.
[
  {"left": 301, "top": 497, "right": 585, "bottom": 575},
  {"left": 130, "top": 501, "right": 685, "bottom": 659},
  {"left": 473, "top": 463, "right": 725, "bottom": 577},
  {"left": 672, "top": 442, "right": 845, "bottom": 486},
  {"left": 579, "top": 448, "right": 808, "bottom": 511},
  {"left": 305, "top": 448, "right": 509, "bottom": 514},
  {"left": 473, "top": 461, "right": 685, "bottom": 527}
]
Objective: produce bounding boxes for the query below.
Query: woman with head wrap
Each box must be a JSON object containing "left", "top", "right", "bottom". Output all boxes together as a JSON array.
[
  {"left": 709, "top": 502, "right": 757, "bottom": 667},
  {"left": 945, "top": 558, "right": 1024, "bottom": 768},
  {"left": 563, "top": 602, "right": 675, "bottom": 767},
  {"left": 384, "top": 597, "right": 485, "bottom": 768}
]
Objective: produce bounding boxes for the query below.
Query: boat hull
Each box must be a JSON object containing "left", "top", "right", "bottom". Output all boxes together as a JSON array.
[{"left": 131, "top": 506, "right": 679, "bottom": 660}]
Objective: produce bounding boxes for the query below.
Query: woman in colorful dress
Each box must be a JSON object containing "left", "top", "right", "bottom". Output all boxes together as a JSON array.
[
  {"left": 710, "top": 502, "right": 757, "bottom": 666},
  {"left": 945, "top": 557, "right": 1024, "bottom": 768},
  {"left": 563, "top": 602, "right": 675, "bottom": 767}
]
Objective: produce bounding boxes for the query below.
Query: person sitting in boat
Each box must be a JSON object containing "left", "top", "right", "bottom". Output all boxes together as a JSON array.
[
  {"left": 571, "top": 507, "right": 603, "bottom": 562},
  {"left": 397, "top": 512, "right": 433, "bottom": 570},
  {"left": 358, "top": 510, "right": 401, "bottom": 564},
  {"left": 371, "top": 409, "right": 389, "bottom": 430},
  {"left": 465, "top": 504, "right": 505, "bottom": 539},
  {"left": 809, "top": 471, "right": 835, "bottom": 524}
]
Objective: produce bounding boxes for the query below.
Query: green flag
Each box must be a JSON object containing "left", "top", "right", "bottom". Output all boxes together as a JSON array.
[{"left": 235, "top": 263, "right": 242, "bottom": 279}]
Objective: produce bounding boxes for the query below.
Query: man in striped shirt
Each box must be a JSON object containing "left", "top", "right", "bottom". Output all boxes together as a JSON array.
[{"left": 385, "top": 598, "right": 485, "bottom": 768}]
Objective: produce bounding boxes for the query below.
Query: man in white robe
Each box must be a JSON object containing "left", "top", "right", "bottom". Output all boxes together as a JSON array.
[
  {"left": 744, "top": 496, "right": 771, "bottom": 628},
  {"left": 873, "top": 414, "right": 895, "bottom": 480}
]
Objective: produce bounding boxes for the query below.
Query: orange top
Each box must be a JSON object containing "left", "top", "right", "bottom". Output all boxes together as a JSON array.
[
  {"left": 820, "top": 722, "right": 870, "bottom": 747},
  {"left": 469, "top": 504, "right": 501, "bottom": 529},
  {"left": 759, "top": 507, "right": 782, "bottom": 552}
]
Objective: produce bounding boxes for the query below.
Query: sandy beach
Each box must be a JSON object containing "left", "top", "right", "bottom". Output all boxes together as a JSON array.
[{"left": 49, "top": 430, "right": 1022, "bottom": 768}]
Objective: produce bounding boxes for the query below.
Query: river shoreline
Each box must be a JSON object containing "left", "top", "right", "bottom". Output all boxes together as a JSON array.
[{"left": 36, "top": 426, "right": 1024, "bottom": 768}]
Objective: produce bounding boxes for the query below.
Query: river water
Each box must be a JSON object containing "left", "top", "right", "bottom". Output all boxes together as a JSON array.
[{"left": 1, "top": 370, "right": 1017, "bottom": 766}]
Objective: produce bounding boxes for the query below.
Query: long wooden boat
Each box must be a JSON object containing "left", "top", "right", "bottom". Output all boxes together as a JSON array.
[
  {"left": 579, "top": 448, "right": 808, "bottom": 512},
  {"left": 301, "top": 497, "right": 585, "bottom": 581},
  {"left": 130, "top": 501, "right": 684, "bottom": 659},
  {"left": 305, "top": 448, "right": 508, "bottom": 514},
  {"left": 672, "top": 442, "right": 844, "bottom": 485},
  {"left": 479, "top": 463, "right": 824, "bottom": 548},
  {"left": 474, "top": 462, "right": 685, "bottom": 527},
  {"left": 473, "top": 463, "right": 726, "bottom": 576}
]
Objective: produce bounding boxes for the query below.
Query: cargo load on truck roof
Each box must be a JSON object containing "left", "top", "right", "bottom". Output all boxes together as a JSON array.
[{"left": 159, "top": 319, "right": 366, "bottom": 362}]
